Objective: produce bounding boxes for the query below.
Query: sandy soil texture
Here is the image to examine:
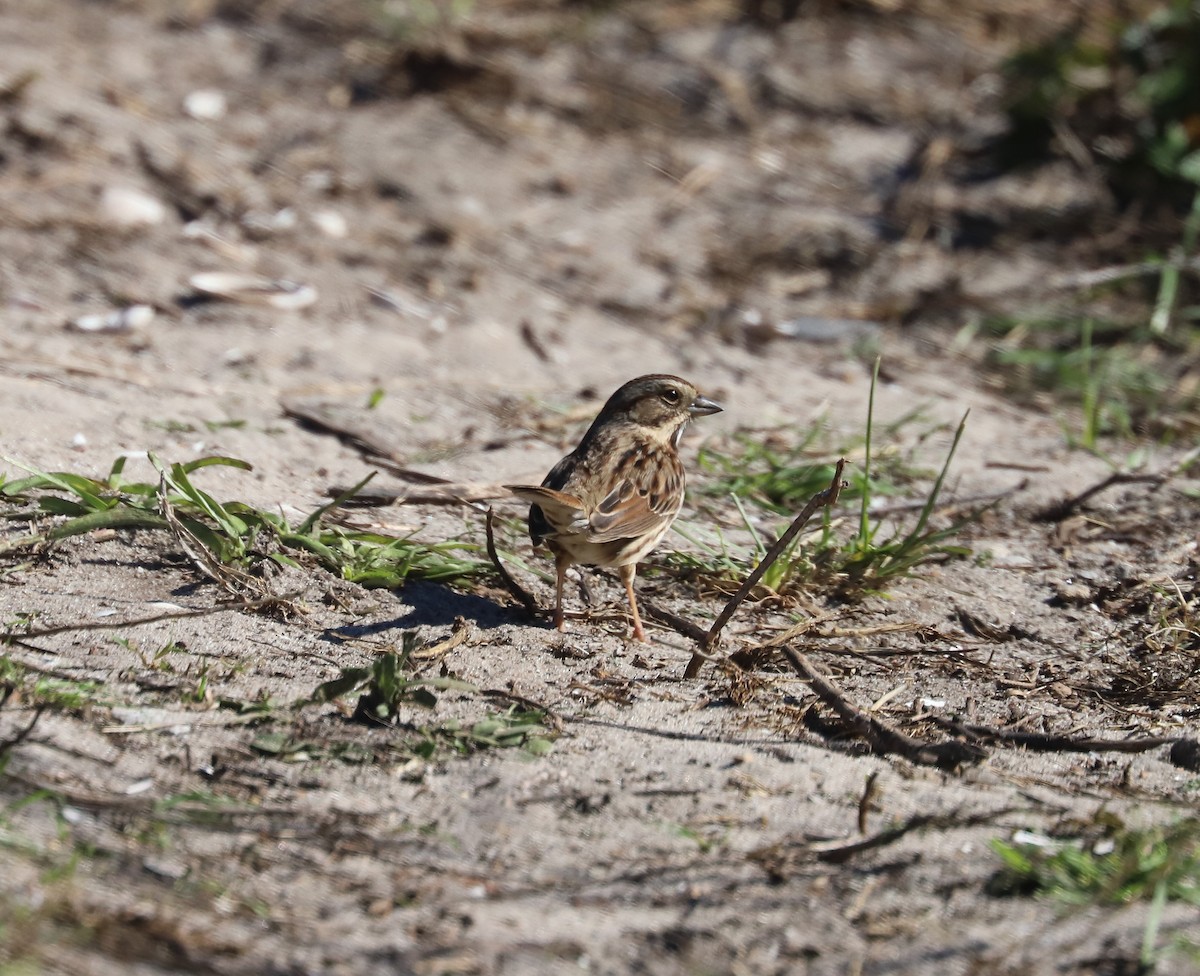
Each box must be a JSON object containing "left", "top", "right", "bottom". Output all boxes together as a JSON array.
[{"left": 2, "top": 3, "right": 1199, "bottom": 974}]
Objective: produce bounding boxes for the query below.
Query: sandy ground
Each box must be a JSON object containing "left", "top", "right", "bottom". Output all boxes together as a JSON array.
[{"left": 2, "top": 3, "right": 1199, "bottom": 974}]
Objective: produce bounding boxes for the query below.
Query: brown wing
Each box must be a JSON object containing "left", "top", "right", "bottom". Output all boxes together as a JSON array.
[
  {"left": 586, "top": 460, "right": 683, "bottom": 544},
  {"left": 505, "top": 484, "right": 587, "bottom": 546},
  {"left": 506, "top": 485, "right": 584, "bottom": 520}
]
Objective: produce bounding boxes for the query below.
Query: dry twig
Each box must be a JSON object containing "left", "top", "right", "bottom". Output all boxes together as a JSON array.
[
  {"left": 640, "top": 599, "right": 709, "bottom": 643},
  {"left": 410, "top": 616, "right": 473, "bottom": 665},
  {"left": 1035, "top": 471, "right": 1166, "bottom": 523},
  {"left": 486, "top": 507, "right": 539, "bottom": 617},
  {"left": 0, "top": 704, "right": 44, "bottom": 761},
  {"left": 749, "top": 808, "right": 1014, "bottom": 880},
  {"left": 929, "top": 716, "right": 1181, "bottom": 754},
  {"left": 329, "top": 482, "right": 512, "bottom": 506},
  {"left": 780, "top": 645, "right": 987, "bottom": 770},
  {"left": 2, "top": 592, "right": 299, "bottom": 641},
  {"left": 683, "top": 459, "right": 847, "bottom": 678}
]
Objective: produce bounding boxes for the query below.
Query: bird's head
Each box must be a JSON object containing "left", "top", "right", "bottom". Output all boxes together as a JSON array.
[{"left": 594, "top": 374, "right": 722, "bottom": 446}]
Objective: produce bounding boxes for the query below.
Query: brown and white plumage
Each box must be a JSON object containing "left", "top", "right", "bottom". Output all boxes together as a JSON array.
[{"left": 506, "top": 374, "right": 722, "bottom": 641}]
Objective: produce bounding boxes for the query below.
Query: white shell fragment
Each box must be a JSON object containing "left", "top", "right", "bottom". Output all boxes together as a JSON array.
[
  {"left": 182, "top": 219, "right": 258, "bottom": 263},
  {"left": 68, "top": 304, "right": 156, "bottom": 333},
  {"left": 101, "top": 185, "right": 167, "bottom": 227},
  {"left": 184, "top": 89, "right": 227, "bottom": 120},
  {"left": 311, "top": 209, "right": 348, "bottom": 238},
  {"left": 188, "top": 272, "right": 317, "bottom": 309},
  {"left": 776, "top": 316, "right": 882, "bottom": 342},
  {"left": 241, "top": 208, "right": 297, "bottom": 236}
]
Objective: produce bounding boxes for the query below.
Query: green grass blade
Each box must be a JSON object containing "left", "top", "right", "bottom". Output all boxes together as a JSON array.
[
  {"left": 897, "top": 410, "right": 969, "bottom": 546},
  {"left": 0, "top": 457, "right": 112, "bottom": 511},
  {"left": 149, "top": 453, "right": 249, "bottom": 540},
  {"left": 296, "top": 471, "right": 376, "bottom": 536},
  {"left": 44, "top": 508, "right": 169, "bottom": 540},
  {"left": 859, "top": 357, "right": 880, "bottom": 546},
  {"left": 177, "top": 456, "right": 254, "bottom": 475}
]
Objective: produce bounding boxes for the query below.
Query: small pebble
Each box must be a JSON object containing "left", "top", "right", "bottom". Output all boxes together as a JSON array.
[
  {"left": 189, "top": 271, "right": 317, "bottom": 309},
  {"left": 312, "top": 209, "right": 348, "bottom": 238},
  {"left": 184, "top": 88, "right": 227, "bottom": 120},
  {"left": 68, "top": 304, "right": 155, "bottom": 334},
  {"left": 101, "top": 185, "right": 166, "bottom": 227}
]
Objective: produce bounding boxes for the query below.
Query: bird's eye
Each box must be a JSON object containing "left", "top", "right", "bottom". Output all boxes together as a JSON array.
[{"left": 661, "top": 388, "right": 681, "bottom": 404}]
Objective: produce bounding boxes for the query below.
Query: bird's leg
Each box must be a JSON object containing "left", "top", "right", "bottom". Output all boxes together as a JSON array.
[
  {"left": 619, "top": 563, "right": 647, "bottom": 642},
  {"left": 553, "top": 551, "right": 570, "bottom": 632}
]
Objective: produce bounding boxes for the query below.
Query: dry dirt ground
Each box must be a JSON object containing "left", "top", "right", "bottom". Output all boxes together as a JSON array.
[{"left": 2, "top": 2, "right": 1199, "bottom": 975}]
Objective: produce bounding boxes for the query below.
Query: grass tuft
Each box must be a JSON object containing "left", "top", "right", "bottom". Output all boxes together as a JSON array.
[
  {"left": 988, "top": 819, "right": 1200, "bottom": 906},
  {"left": 307, "top": 633, "right": 556, "bottom": 757},
  {"left": 672, "top": 361, "right": 974, "bottom": 601},
  {"left": 0, "top": 453, "right": 489, "bottom": 589}
]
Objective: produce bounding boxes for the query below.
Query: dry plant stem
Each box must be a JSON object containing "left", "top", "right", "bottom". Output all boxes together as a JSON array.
[
  {"left": 158, "top": 475, "right": 264, "bottom": 600},
  {"left": 2, "top": 592, "right": 301, "bottom": 641},
  {"left": 0, "top": 705, "right": 43, "bottom": 760},
  {"left": 809, "top": 809, "right": 1010, "bottom": 861},
  {"left": 780, "top": 645, "right": 987, "bottom": 770},
  {"left": 1035, "top": 471, "right": 1166, "bottom": 522},
  {"left": 485, "top": 508, "right": 540, "bottom": 618},
  {"left": 329, "top": 482, "right": 511, "bottom": 505},
  {"left": 281, "top": 397, "right": 408, "bottom": 466},
  {"left": 409, "top": 616, "right": 472, "bottom": 664},
  {"left": 857, "top": 771, "right": 879, "bottom": 835},
  {"left": 640, "top": 599, "right": 709, "bottom": 643},
  {"left": 750, "top": 809, "right": 1015, "bottom": 879},
  {"left": 284, "top": 398, "right": 513, "bottom": 502},
  {"left": 929, "top": 716, "right": 1181, "bottom": 753},
  {"left": 683, "top": 459, "right": 847, "bottom": 679},
  {"left": 726, "top": 613, "right": 839, "bottom": 669}
]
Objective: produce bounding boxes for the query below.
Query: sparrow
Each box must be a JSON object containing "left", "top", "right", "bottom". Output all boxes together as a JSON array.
[{"left": 506, "top": 374, "right": 722, "bottom": 641}]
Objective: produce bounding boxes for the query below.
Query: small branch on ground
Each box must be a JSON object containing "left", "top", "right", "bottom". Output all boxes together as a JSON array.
[
  {"left": 0, "top": 705, "right": 44, "bottom": 761},
  {"left": 929, "top": 716, "right": 1182, "bottom": 754},
  {"left": 749, "top": 808, "right": 1015, "bottom": 880},
  {"left": 2, "top": 592, "right": 301, "bottom": 642},
  {"left": 328, "top": 482, "right": 512, "bottom": 506},
  {"left": 780, "top": 645, "right": 987, "bottom": 770},
  {"left": 281, "top": 398, "right": 408, "bottom": 467},
  {"left": 640, "top": 599, "right": 709, "bottom": 643},
  {"left": 486, "top": 508, "right": 540, "bottom": 618},
  {"left": 410, "top": 616, "right": 473, "bottom": 667},
  {"left": 724, "top": 617, "right": 989, "bottom": 671},
  {"left": 1035, "top": 471, "right": 1166, "bottom": 523},
  {"left": 684, "top": 459, "right": 847, "bottom": 678},
  {"left": 285, "top": 399, "right": 514, "bottom": 504},
  {"left": 857, "top": 771, "right": 879, "bottom": 835}
]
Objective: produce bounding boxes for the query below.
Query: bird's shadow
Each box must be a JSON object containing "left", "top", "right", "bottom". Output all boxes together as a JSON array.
[{"left": 323, "top": 580, "right": 527, "bottom": 642}]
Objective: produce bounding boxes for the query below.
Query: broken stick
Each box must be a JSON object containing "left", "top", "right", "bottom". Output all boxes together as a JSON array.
[{"left": 683, "top": 459, "right": 847, "bottom": 678}]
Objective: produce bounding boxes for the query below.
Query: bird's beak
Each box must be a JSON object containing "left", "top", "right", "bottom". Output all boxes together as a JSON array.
[{"left": 689, "top": 395, "right": 723, "bottom": 417}]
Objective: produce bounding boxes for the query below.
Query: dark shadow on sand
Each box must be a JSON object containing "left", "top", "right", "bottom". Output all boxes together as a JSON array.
[{"left": 322, "top": 580, "right": 525, "bottom": 642}]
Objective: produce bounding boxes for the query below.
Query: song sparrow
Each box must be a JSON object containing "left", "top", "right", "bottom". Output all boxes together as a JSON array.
[{"left": 507, "top": 374, "right": 722, "bottom": 641}]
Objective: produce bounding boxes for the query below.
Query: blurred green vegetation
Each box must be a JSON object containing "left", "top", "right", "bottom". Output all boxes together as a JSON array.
[{"left": 1001, "top": 0, "right": 1200, "bottom": 215}]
